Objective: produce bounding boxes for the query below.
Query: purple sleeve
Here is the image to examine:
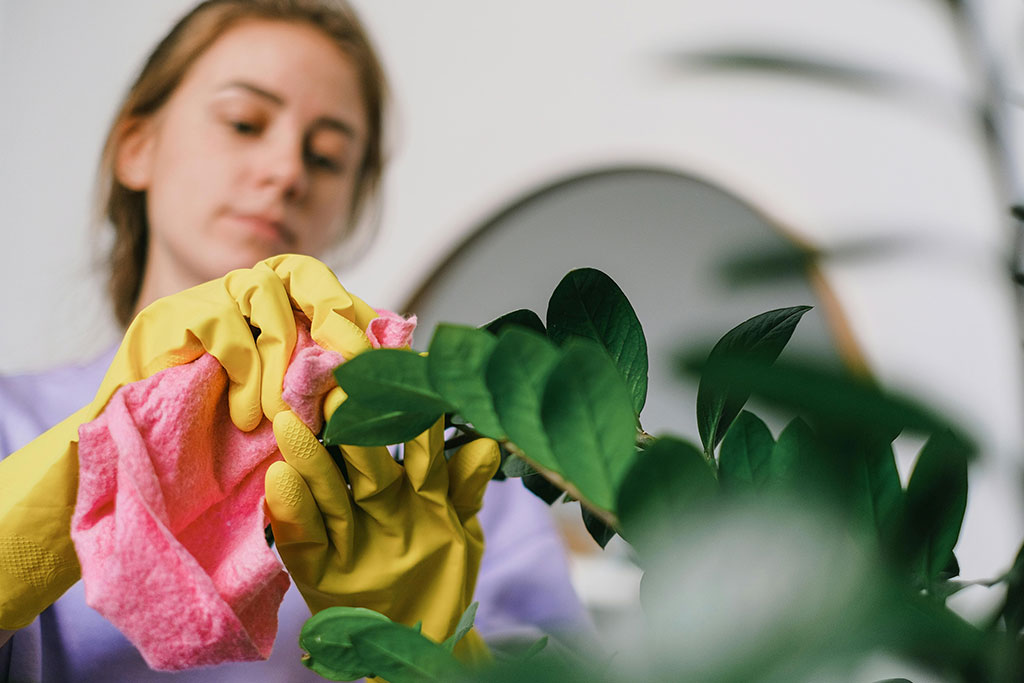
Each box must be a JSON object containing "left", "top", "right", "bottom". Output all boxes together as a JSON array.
[{"left": 473, "top": 479, "right": 597, "bottom": 646}]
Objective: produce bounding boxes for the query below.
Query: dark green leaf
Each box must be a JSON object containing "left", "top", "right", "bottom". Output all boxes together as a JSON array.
[
  {"left": 325, "top": 397, "right": 443, "bottom": 447},
  {"left": 349, "top": 622, "right": 461, "bottom": 682},
  {"left": 874, "top": 588, "right": 986, "bottom": 673},
  {"left": 546, "top": 268, "right": 648, "bottom": 414},
  {"left": 581, "top": 506, "right": 617, "bottom": 548},
  {"left": 332, "top": 349, "right": 450, "bottom": 414},
  {"left": 904, "top": 431, "right": 969, "bottom": 585},
  {"left": 483, "top": 309, "right": 546, "bottom": 336},
  {"left": 851, "top": 441, "right": 904, "bottom": 547},
  {"left": 616, "top": 436, "right": 717, "bottom": 545},
  {"left": 718, "top": 410, "right": 774, "bottom": 491},
  {"left": 1002, "top": 541, "right": 1024, "bottom": 633},
  {"left": 490, "top": 444, "right": 509, "bottom": 481},
  {"left": 442, "top": 602, "right": 479, "bottom": 652},
  {"left": 522, "top": 472, "right": 564, "bottom": 505},
  {"left": 326, "top": 350, "right": 450, "bottom": 445},
  {"left": 427, "top": 325, "right": 504, "bottom": 438},
  {"left": 541, "top": 340, "right": 639, "bottom": 511},
  {"left": 766, "top": 417, "right": 821, "bottom": 487},
  {"left": 299, "top": 606, "right": 395, "bottom": 681},
  {"left": 695, "top": 306, "right": 811, "bottom": 455},
  {"left": 500, "top": 453, "right": 536, "bottom": 478},
  {"left": 485, "top": 328, "right": 563, "bottom": 473},
  {"left": 938, "top": 551, "right": 960, "bottom": 581}
]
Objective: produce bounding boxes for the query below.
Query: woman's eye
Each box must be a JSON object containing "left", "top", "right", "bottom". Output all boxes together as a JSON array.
[
  {"left": 231, "top": 120, "right": 260, "bottom": 136},
  {"left": 306, "top": 151, "right": 342, "bottom": 173}
]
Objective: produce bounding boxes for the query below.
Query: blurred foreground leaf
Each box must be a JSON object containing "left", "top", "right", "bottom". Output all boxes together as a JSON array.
[
  {"left": 616, "top": 436, "right": 717, "bottom": 549},
  {"left": 682, "top": 351, "right": 972, "bottom": 451},
  {"left": 850, "top": 441, "right": 904, "bottom": 548},
  {"left": 670, "top": 49, "right": 948, "bottom": 104},
  {"left": 904, "top": 431, "right": 970, "bottom": 588},
  {"left": 1002, "top": 541, "right": 1024, "bottom": 633},
  {"left": 720, "top": 236, "right": 914, "bottom": 286}
]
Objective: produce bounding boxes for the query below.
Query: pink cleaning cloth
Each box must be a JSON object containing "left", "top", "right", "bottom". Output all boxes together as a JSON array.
[
  {"left": 366, "top": 308, "right": 416, "bottom": 349},
  {"left": 71, "top": 312, "right": 412, "bottom": 671}
]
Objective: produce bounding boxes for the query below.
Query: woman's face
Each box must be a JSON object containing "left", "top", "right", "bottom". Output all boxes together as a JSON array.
[{"left": 119, "top": 20, "right": 368, "bottom": 287}]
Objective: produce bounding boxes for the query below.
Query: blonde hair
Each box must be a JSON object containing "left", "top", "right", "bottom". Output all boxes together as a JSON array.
[{"left": 98, "top": 0, "right": 387, "bottom": 326}]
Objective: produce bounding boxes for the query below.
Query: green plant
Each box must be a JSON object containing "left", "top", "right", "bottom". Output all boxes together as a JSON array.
[{"left": 302, "top": 268, "right": 1024, "bottom": 682}]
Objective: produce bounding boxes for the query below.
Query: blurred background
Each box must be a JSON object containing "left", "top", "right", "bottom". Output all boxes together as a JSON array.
[{"left": 3, "top": 0, "right": 1024, "bottom": 676}]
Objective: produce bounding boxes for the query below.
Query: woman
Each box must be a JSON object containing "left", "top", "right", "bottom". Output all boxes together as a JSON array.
[{"left": 0, "top": 1, "right": 591, "bottom": 680}]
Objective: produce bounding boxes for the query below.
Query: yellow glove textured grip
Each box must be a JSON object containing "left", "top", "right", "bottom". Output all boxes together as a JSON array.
[
  {"left": 265, "top": 411, "right": 499, "bottom": 662},
  {"left": 0, "top": 255, "right": 376, "bottom": 631},
  {"left": 0, "top": 409, "right": 88, "bottom": 629}
]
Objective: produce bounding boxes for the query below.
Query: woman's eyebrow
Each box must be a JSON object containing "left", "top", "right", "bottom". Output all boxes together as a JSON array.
[
  {"left": 220, "top": 80, "right": 284, "bottom": 105},
  {"left": 218, "top": 80, "right": 359, "bottom": 139}
]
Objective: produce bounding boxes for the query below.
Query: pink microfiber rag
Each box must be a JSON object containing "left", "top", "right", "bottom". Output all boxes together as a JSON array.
[{"left": 71, "top": 313, "right": 413, "bottom": 671}]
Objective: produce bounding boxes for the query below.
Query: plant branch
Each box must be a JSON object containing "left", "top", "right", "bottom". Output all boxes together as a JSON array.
[{"left": 501, "top": 441, "right": 621, "bottom": 530}]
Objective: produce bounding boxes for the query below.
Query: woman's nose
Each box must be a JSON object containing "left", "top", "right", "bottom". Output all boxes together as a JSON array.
[{"left": 259, "top": 137, "right": 308, "bottom": 200}]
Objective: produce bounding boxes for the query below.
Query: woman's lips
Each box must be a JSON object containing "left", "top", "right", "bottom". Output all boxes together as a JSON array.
[{"left": 230, "top": 214, "right": 295, "bottom": 246}]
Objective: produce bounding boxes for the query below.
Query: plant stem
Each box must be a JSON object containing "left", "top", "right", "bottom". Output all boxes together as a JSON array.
[
  {"left": 501, "top": 441, "right": 621, "bottom": 530},
  {"left": 445, "top": 420, "right": 622, "bottom": 529}
]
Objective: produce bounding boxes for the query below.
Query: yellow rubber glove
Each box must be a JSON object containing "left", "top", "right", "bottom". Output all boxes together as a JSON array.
[
  {"left": 266, "top": 410, "right": 499, "bottom": 664},
  {"left": 0, "top": 255, "right": 376, "bottom": 631}
]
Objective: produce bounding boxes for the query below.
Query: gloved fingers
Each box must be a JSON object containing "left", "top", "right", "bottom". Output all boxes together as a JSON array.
[
  {"left": 336, "top": 444, "right": 404, "bottom": 514},
  {"left": 99, "top": 280, "right": 265, "bottom": 431},
  {"left": 272, "top": 412, "right": 354, "bottom": 541},
  {"left": 322, "top": 387, "right": 346, "bottom": 423},
  {"left": 224, "top": 265, "right": 296, "bottom": 421},
  {"left": 447, "top": 439, "right": 500, "bottom": 523},
  {"left": 403, "top": 418, "right": 448, "bottom": 500},
  {"left": 260, "top": 255, "right": 376, "bottom": 358},
  {"left": 265, "top": 461, "right": 327, "bottom": 547},
  {"left": 265, "top": 461, "right": 352, "bottom": 578}
]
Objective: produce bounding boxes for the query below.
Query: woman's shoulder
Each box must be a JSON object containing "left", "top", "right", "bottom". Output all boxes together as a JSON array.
[{"left": 0, "top": 347, "right": 116, "bottom": 457}]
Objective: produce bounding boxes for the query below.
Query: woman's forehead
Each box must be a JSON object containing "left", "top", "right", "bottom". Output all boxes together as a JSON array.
[{"left": 180, "top": 19, "right": 367, "bottom": 128}]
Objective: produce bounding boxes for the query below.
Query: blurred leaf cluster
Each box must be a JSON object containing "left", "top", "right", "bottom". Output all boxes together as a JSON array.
[{"left": 307, "top": 268, "right": 1024, "bottom": 682}]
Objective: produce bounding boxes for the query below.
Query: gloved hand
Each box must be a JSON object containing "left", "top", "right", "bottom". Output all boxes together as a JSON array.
[
  {"left": 265, "top": 410, "right": 500, "bottom": 663},
  {"left": 0, "top": 255, "right": 377, "bottom": 631}
]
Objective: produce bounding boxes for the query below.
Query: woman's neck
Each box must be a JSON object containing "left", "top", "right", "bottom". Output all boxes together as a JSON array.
[{"left": 132, "top": 248, "right": 207, "bottom": 318}]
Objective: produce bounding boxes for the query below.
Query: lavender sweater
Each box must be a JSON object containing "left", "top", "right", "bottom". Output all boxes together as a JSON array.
[{"left": 0, "top": 349, "right": 590, "bottom": 682}]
